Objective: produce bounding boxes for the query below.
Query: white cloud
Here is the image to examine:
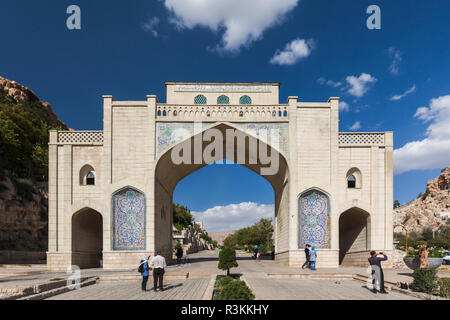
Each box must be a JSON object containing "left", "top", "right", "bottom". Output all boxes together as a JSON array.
[
  {"left": 345, "top": 73, "right": 377, "bottom": 98},
  {"left": 339, "top": 101, "right": 350, "bottom": 112},
  {"left": 389, "top": 84, "right": 416, "bottom": 101},
  {"left": 317, "top": 77, "right": 342, "bottom": 88},
  {"left": 270, "top": 38, "right": 315, "bottom": 65},
  {"left": 349, "top": 121, "right": 361, "bottom": 131},
  {"left": 142, "top": 17, "right": 160, "bottom": 37},
  {"left": 192, "top": 202, "right": 274, "bottom": 232},
  {"left": 388, "top": 47, "right": 402, "bottom": 75},
  {"left": 394, "top": 95, "right": 450, "bottom": 174},
  {"left": 163, "top": 0, "right": 299, "bottom": 52}
]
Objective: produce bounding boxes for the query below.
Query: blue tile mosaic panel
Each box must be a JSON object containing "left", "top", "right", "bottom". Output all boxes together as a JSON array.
[
  {"left": 112, "top": 188, "right": 146, "bottom": 250},
  {"left": 299, "top": 190, "right": 330, "bottom": 249}
]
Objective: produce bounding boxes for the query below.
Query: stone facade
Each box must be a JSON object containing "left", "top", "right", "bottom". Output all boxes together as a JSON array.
[{"left": 47, "top": 82, "right": 394, "bottom": 271}]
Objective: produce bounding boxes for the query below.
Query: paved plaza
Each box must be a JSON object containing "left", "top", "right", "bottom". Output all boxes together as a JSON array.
[{"left": 1, "top": 250, "right": 443, "bottom": 300}]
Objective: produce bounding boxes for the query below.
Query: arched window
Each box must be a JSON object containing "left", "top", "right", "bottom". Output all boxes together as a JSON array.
[
  {"left": 79, "top": 165, "right": 95, "bottom": 186},
  {"left": 194, "top": 95, "right": 207, "bottom": 105},
  {"left": 217, "top": 95, "right": 230, "bottom": 105},
  {"left": 239, "top": 111, "right": 244, "bottom": 117},
  {"left": 173, "top": 110, "right": 177, "bottom": 116},
  {"left": 278, "top": 111, "right": 282, "bottom": 117},
  {"left": 157, "top": 110, "right": 161, "bottom": 117},
  {"left": 283, "top": 111, "right": 288, "bottom": 117},
  {"left": 347, "top": 175, "right": 356, "bottom": 188},
  {"left": 163, "top": 110, "right": 167, "bottom": 116},
  {"left": 86, "top": 171, "right": 95, "bottom": 185},
  {"left": 239, "top": 95, "right": 252, "bottom": 104},
  {"left": 272, "top": 111, "right": 276, "bottom": 117},
  {"left": 112, "top": 187, "right": 146, "bottom": 250},
  {"left": 298, "top": 189, "right": 331, "bottom": 249},
  {"left": 346, "top": 168, "right": 362, "bottom": 189}
]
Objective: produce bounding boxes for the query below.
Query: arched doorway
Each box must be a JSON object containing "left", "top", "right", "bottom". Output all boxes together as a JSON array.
[
  {"left": 154, "top": 123, "right": 289, "bottom": 263},
  {"left": 339, "top": 207, "right": 370, "bottom": 266},
  {"left": 72, "top": 208, "right": 103, "bottom": 268}
]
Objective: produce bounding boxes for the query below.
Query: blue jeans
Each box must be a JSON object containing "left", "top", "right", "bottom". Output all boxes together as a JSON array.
[
  {"left": 310, "top": 261, "right": 316, "bottom": 270},
  {"left": 142, "top": 276, "right": 149, "bottom": 290}
]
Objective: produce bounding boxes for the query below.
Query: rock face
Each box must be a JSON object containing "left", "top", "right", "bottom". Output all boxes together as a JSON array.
[
  {"left": 0, "top": 76, "right": 68, "bottom": 130},
  {"left": 394, "top": 167, "right": 450, "bottom": 234},
  {"left": 208, "top": 231, "right": 236, "bottom": 246},
  {"left": 0, "top": 76, "right": 68, "bottom": 254}
]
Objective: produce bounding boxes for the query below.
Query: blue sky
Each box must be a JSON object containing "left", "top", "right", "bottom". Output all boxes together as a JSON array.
[{"left": 1, "top": 1, "right": 449, "bottom": 231}]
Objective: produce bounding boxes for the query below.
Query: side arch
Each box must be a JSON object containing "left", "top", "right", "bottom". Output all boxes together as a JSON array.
[
  {"left": 339, "top": 207, "right": 371, "bottom": 265},
  {"left": 72, "top": 207, "right": 103, "bottom": 268},
  {"left": 111, "top": 186, "right": 146, "bottom": 251}
]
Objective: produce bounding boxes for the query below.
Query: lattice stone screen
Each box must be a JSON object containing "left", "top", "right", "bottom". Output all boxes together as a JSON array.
[
  {"left": 338, "top": 133, "right": 385, "bottom": 145},
  {"left": 57, "top": 131, "right": 104, "bottom": 144}
]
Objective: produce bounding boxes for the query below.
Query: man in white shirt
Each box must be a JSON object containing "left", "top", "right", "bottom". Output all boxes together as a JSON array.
[{"left": 150, "top": 250, "right": 167, "bottom": 291}]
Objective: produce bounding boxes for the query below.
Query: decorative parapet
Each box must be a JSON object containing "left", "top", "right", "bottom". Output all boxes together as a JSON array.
[
  {"left": 338, "top": 132, "right": 385, "bottom": 146},
  {"left": 156, "top": 104, "right": 289, "bottom": 122},
  {"left": 54, "top": 131, "right": 104, "bottom": 145}
]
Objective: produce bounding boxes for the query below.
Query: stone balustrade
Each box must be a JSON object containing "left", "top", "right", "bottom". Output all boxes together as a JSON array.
[{"left": 156, "top": 104, "right": 289, "bottom": 122}]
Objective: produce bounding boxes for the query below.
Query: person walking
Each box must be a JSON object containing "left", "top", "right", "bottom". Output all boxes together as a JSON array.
[
  {"left": 176, "top": 246, "right": 184, "bottom": 265},
  {"left": 302, "top": 244, "right": 311, "bottom": 269},
  {"left": 309, "top": 246, "right": 317, "bottom": 271},
  {"left": 139, "top": 256, "right": 150, "bottom": 291},
  {"left": 368, "top": 251, "right": 388, "bottom": 294},
  {"left": 150, "top": 250, "right": 167, "bottom": 291},
  {"left": 253, "top": 245, "right": 259, "bottom": 259}
]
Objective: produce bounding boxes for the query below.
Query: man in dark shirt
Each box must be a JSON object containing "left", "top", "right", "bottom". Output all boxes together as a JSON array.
[
  {"left": 368, "top": 251, "right": 388, "bottom": 294},
  {"left": 302, "top": 244, "right": 311, "bottom": 269}
]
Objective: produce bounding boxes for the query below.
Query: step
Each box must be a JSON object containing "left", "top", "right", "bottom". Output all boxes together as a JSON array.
[{"left": 19, "top": 277, "right": 98, "bottom": 300}]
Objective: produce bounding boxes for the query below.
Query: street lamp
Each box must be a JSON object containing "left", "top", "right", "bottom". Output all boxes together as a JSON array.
[{"left": 394, "top": 224, "right": 408, "bottom": 254}]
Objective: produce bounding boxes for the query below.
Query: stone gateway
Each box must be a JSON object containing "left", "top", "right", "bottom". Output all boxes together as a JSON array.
[{"left": 47, "top": 82, "right": 394, "bottom": 271}]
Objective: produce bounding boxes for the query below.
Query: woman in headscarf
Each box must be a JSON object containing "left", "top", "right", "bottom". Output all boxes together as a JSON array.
[
  {"left": 309, "top": 246, "right": 317, "bottom": 271},
  {"left": 419, "top": 245, "right": 429, "bottom": 269}
]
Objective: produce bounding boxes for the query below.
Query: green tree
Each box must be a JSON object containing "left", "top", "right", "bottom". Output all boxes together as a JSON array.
[
  {"left": 218, "top": 247, "right": 238, "bottom": 276},
  {"left": 172, "top": 203, "right": 193, "bottom": 230},
  {"left": 393, "top": 200, "right": 401, "bottom": 209}
]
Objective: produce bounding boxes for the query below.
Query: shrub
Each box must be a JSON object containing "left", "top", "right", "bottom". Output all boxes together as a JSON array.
[
  {"left": 412, "top": 269, "right": 438, "bottom": 294},
  {"left": 439, "top": 278, "right": 450, "bottom": 298},
  {"left": 219, "top": 276, "right": 234, "bottom": 288},
  {"left": 219, "top": 280, "right": 255, "bottom": 300},
  {"left": 218, "top": 247, "right": 238, "bottom": 276},
  {"left": 14, "top": 178, "right": 37, "bottom": 201}
]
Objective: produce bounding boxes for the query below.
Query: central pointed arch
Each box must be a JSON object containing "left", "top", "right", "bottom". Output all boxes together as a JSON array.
[{"left": 153, "top": 122, "right": 290, "bottom": 263}]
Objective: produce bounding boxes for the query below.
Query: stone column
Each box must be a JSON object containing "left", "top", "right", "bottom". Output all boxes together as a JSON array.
[
  {"left": 287, "top": 96, "right": 298, "bottom": 265},
  {"left": 48, "top": 131, "right": 58, "bottom": 252},
  {"left": 329, "top": 97, "right": 340, "bottom": 255},
  {"left": 384, "top": 132, "right": 394, "bottom": 251}
]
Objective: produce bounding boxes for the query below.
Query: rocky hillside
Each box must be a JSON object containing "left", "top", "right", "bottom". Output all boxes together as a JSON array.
[
  {"left": 0, "top": 76, "right": 68, "bottom": 251},
  {"left": 394, "top": 167, "right": 450, "bottom": 234},
  {"left": 208, "top": 231, "right": 236, "bottom": 246}
]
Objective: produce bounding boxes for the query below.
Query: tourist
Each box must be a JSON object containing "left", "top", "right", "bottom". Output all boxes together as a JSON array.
[
  {"left": 419, "top": 245, "right": 429, "bottom": 269},
  {"left": 256, "top": 251, "right": 261, "bottom": 262},
  {"left": 309, "top": 246, "right": 317, "bottom": 271},
  {"left": 176, "top": 246, "right": 184, "bottom": 265},
  {"left": 150, "top": 250, "right": 167, "bottom": 291},
  {"left": 302, "top": 244, "right": 311, "bottom": 269},
  {"left": 139, "top": 256, "right": 150, "bottom": 291},
  {"left": 368, "top": 251, "right": 388, "bottom": 294},
  {"left": 253, "top": 245, "right": 259, "bottom": 259}
]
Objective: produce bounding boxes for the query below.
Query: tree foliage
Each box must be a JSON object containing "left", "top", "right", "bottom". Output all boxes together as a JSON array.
[
  {"left": 223, "top": 218, "right": 274, "bottom": 253},
  {"left": 0, "top": 88, "right": 63, "bottom": 199},
  {"left": 218, "top": 247, "right": 238, "bottom": 275},
  {"left": 219, "top": 279, "right": 255, "bottom": 300},
  {"left": 172, "top": 203, "right": 193, "bottom": 230}
]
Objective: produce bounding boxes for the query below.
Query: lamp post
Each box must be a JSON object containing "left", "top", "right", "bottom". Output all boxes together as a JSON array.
[{"left": 394, "top": 224, "right": 408, "bottom": 253}]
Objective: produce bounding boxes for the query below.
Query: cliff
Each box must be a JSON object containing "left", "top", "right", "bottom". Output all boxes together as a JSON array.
[
  {"left": 0, "top": 76, "right": 68, "bottom": 252},
  {"left": 394, "top": 167, "right": 450, "bottom": 234}
]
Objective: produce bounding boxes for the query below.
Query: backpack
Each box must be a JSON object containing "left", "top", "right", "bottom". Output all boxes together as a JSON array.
[{"left": 138, "top": 262, "right": 145, "bottom": 273}]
